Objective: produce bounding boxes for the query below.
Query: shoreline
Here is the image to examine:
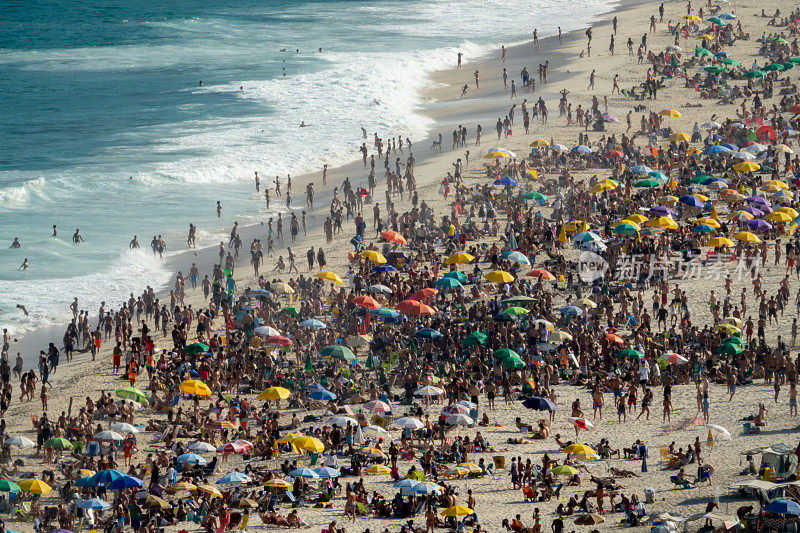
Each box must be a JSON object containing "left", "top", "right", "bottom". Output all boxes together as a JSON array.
[{"left": 6, "top": 0, "right": 636, "bottom": 368}]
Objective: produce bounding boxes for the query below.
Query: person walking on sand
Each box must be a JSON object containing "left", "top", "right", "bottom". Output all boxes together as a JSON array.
[
  {"left": 588, "top": 70, "right": 596, "bottom": 90},
  {"left": 474, "top": 70, "right": 479, "bottom": 89}
]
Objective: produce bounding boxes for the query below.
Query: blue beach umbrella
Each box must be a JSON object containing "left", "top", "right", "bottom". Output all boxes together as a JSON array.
[
  {"left": 572, "top": 145, "right": 592, "bottom": 154},
  {"left": 692, "top": 224, "right": 716, "bottom": 233},
  {"left": 107, "top": 475, "right": 143, "bottom": 490},
  {"left": 177, "top": 453, "right": 207, "bottom": 465},
  {"left": 764, "top": 499, "right": 800, "bottom": 515},
  {"left": 503, "top": 251, "right": 530, "bottom": 264},
  {"left": 289, "top": 467, "right": 319, "bottom": 479},
  {"left": 217, "top": 472, "right": 253, "bottom": 484},
  {"left": 78, "top": 498, "right": 111, "bottom": 510},
  {"left": 372, "top": 264, "right": 397, "bottom": 273},
  {"left": 631, "top": 165, "right": 653, "bottom": 174},
  {"left": 494, "top": 176, "right": 518, "bottom": 186},
  {"left": 522, "top": 396, "right": 557, "bottom": 411},
  {"left": 310, "top": 389, "right": 337, "bottom": 401},
  {"left": 90, "top": 469, "right": 125, "bottom": 486},
  {"left": 371, "top": 307, "right": 400, "bottom": 318},
  {"left": 679, "top": 195, "right": 703, "bottom": 208},
  {"left": 704, "top": 145, "right": 731, "bottom": 154},
  {"left": 313, "top": 466, "right": 342, "bottom": 478},
  {"left": 560, "top": 306, "right": 583, "bottom": 316},
  {"left": 415, "top": 328, "right": 443, "bottom": 339},
  {"left": 300, "top": 319, "right": 326, "bottom": 329}
]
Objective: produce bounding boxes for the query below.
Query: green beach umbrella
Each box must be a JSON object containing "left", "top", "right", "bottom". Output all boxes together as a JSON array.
[
  {"left": 695, "top": 47, "right": 713, "bottom": 56},
  {"left": 115, "top": 387, "right": 148, "bottom": 403},
  {"left": 689, "top": 174, "right": 709, "bottom": 184},
  {"left": 618, "top": 348, "right": 644, "bottom": 359},
  {"left": 503, "top": 295, "right": 537, "bottom": 305},
  {"left": 282, "top": 307, "right": 299, "bottom": 317},
  {"left": 703, "top": 66, "right": 725, "bottom": 73},
  {"left": 634, "top": 179, "right": 660, "bottom": 188},
  {"left": 715, "top": 343, "right": 742, "bottom": 355},
  {"left": 523, "top": 192, "right": 548, "bottom": 201},
  {"left": 184, "top": 342, "right": 209, "bottom": 354},
  {"left": 723, "top": 336, "right": 744, "bottom": 346},
  {"left": 503, "top": 306, "right": 529, "bottom": 316},
  {"left": 321, "top": 345, "right": 355, "bottom": 361},
  {"left": 0, "top": 480, "right": 20, "bottom": 493},
  {"left": 764, "top": 63, "right": 783, "bottom": 71},
  {"left": 777, "top": 38, "right": 788, "bottom": 44},
  {"left": 718, "top": 57, "right": 740, "bottom": 65},
  {"left": 443, "top": 271, "right": 467, "bottom": 282},
  {"left": 707, "top": 17, "right": 725, "bottom": 25},
  {"left": 612, "top": 223, "right": 639, "bottom": 235},
  {"left": 45, "top": 437, "right": 73, "bottom": 450},
  {"left": 494, "top": 348, "right": 520, "bottom": 360},
  {"left": 789, "top": 58, "right": 800, "bottom": 64},
  {"left": 744, "top": 70, "right": 765, "bottom": 78},
  {"left": 782, "top": 63, "right": 795, "bottom": 70},
  {"left": 461, "top": 332, "right": 488, "bottom": 347},
  {"left": 435, "top": 277, "right": 463, "bottom": 289},
  {"left": 503, "top": 357, "right": 526, "bottom": 369}
]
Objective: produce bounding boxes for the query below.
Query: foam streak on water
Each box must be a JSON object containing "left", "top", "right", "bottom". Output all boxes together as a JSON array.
[{"left": 0, "top": 0, "right": 617, "bottom": 335}]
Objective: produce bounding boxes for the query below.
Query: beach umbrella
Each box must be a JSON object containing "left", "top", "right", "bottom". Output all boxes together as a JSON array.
[
  {"left": 766, "top": 211, "right": 792, "bottom": 223},
  {"left": 140, "top": 494, "right": 172, "bottom": 510},
  {"left": 300, "top": 319, "right": 327, "bottom": 329},
  {"left": 78, "top": 498, "right": 110, "bottom": 511},
  {"left": 94, "top": 430, "right": 123, "bottom": 441},
  {"left": 530, "top": 139, "right": 549, "bottom": 147},
  {"left": 702, "top": 122, "right": 722, "bottom": 130},
  {"left": 107, "top": 475, "right": 143, "bottom": 490},
  {"left": 646, "top": 216, "right": 679, "bottom": 230},
  {"left": 394, "top": 479, "right": 420, "bottom": 489},
  {"left": 502, "top": 357, "right": 526, "bottom": 369},
  {"left": 6, "top": 436, "right": 34, "bottom": 448},
  {"left": 233, "top": 498, "right": 259, "bottom": 509},
  {"left": 658, "top": 109, "right": 682, "bottom": 117},
  {"left": 19, "top": 479, "right": 52, "bottom": 495},
  {"left": 314, "top": 271, "right": 343, "bottom": 284},
  {"left": 370, "top": 307, "right": 400, "bottom": 318},
  {"left": 254, "top": 325, "right": 281, "bottom": 337},
  {"left": 115, "top": 387, "right": 148, "bottom": 403},
  {"left": 194, "top": 484, "right": 223, "bottom": 498},
  {"left": 745, "top": 219, "right": 772, "bottom": 231},
  {"left": 631, "top": 165, "right": 653, "bottom": 174},
  {"left": 257, "top": 386, "right": 291, "bottom": 401},
  {"left": 443, "top": 271, "right": 468, "bottom": 283},
  {"left": 715, "top": 343, "right": 742, "bottom": 355},
  {"left": 734, "top": 231, "right": 762, "bottom": 243},
  {"left": 288, "top": 468, "right": 319, "bottom": 480},
  {"left": 618, "top": 348, "right": 644, "bottom": 359},
  {"left": 329, "top": 416, "right": 358, "bottom": 428},
  {"left": 364, "top": 399, "right": 392, "bottom": 413},
  {"left": 764, "top": 500, "right": 800, "bottom": 515},
  {"left": 368, "top": 284, "right": 392, "bottom": 294},
  {"left": 493, "top": 348, "right": 520, "bottom": 360},
  {"left": 718, "top": 57, "right": 739, "bottom": 65},
  {"left": 381, "top": 230, "right": 407, "bottom": 245},
  {"left": 264, "top": 334, "right": 292, "bottom": 345},
  {"left": 612, "top": 223, "right": 639, "bottom": 235},
  {"left": 549, "top": 331, "right": 573, "bottom": 342},
  {"left": 179, "top": 379, "right": 212, "bottom": 396},
  {"left": 551, "top": 144, "right": 568, "bottom": 152},
  {"left": 692, "top": 224, "right": 716, "bottom": 233},
  {"left": 309, "top": 389, "right": 337, "bottom": 401},
  {"left": 435, "top": 276, "right": 463, "bottom": 289},
  {"left": 188, "top": 442, "right": 216, "bottom": 453},
  {"left": 44, "top": 437, "right": 73, "bottom": 450},
  {"left": 523, "top": 192, "right": 548, "bottom": 201},
  {"left": 442, "top": 506, "right": 474, "bottom": 517},
  {"left": 494, "top": 176, "right": 518, "bottom": 187},
  {"left": 664, "top": 353, "right": 689, "bottom": 365},
  {"left": 706, "top": 424, "right": 732, "bottom": 441},
  {"left": 649, "top": 171, "right": 669, "bottom": 181},
  {"left": 522, "top": 396, "right": 557, "bottom": 411},
  {"left": 678, "top": 195, "right": 703, "bottom": 208},
  {"left": 574, "top": 297, "right": 596, "bottom": 308},
  {"left": 445, "top": 252, "right": 475, "bottom": 264},
  {"left": 649, "top": 206, "right": 677, "bottom": 217},
  {"left": 567, "top": 417, "right": 596, "bottom": 432},
  {"left": 669, "top": 132, "right": 691, "bottom": 142},
  {"left": 738, "top": 206, "right": 764, "bottom": 217},
  {"left": 445, "top": 414, "right": 474, "bottom": 426},
  {"left": 572, "top": 145, "right": 592, "bottom": 154},
  {"left": 415, "top": 328, "right": 443, "bottom": 339},
  {"left": 320, "top": 344, "right": 356, "bottom": 361},
  {"left": 413, "top": 482, "right": 443, "bottom": 495},
  {"left": 110, "top": 423, "right": 138, "bottom": 434},
  {"left": 395, "top": 299, "right": 435, "bottom": 316},
  {"left": 563, "top": 443, "right": 598, "bottom": 455},
  {"left": 744, "top": 70, "right": 765, "bottom": 78},
  {"left": 292, "top": 436, "right": 325, "bottom": 453},
  {"left": 502, "top": 306, "right": 529, "bottom": 316},
  {"left": 177, "top": 453, "right": 207, "bottom": 465},
  {"left": 503, "top": 251, "right": 530, "bottom": 264},
  {"left": 702, "top": 65, "right": 725, "bottom": 73},
  {"left": 313, "top": 466, "right": 341, "bottom": 478},
  {"left": 395, "top": 417, "right": 425, "bottom": 429},
  {"left": 560, "top": 306, "right": 583, "bottom": 316},
  {"left": 184, "top": 342, "right": 209, "bottom": 354},
  {"left": 573, "top": 230, "right": 603, "bottom": 243},
  {"left": 263, "top": 479, "right": 292, "bottom": 489},
  {"left": 602, "top": 113, "right": 619, "bottom": 123},
  {"left": 551, "top": 465, "right": 580, "bottom": 475},
  {"left": 363, "top": 464, "right": 391, "bottom": 475},
  {"left": 360, "top": 250, "right": 387, "bottom": 264},
  {"left": 373, "top": 264, "right": 397, "bottom": 273},
  {"left": 527, "top": 268, "right": 556, "bottom": 280},
  {"left": 635, "top": 179, "right": 661, "bottom": 188},
  {"left": 605, "top": 333, "right": 624, "bottom": 343},
  {"left": 363, "top": 425, "right": 390, "bottom": 438},
  {"left": 0, "top": 480, "right": 20, "bottom": 493},
  {"left": 484, "top": 270, "right": 514, "bottom": 283}
]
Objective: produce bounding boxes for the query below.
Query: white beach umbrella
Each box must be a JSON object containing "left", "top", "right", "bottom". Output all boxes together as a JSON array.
[
  {"left": 706, "top": 424, "right": 732, "bottom": 441},
  {"left": 7, "top": 436, "right": 34, "bottom": 448},
  {"left": 329, "top": 416, "right": 358, "bottom": 428},
  {"left": 94, "top": 430, "right": 124, "bottom": 441},
  {"left": 362, "top": 425, "right": 390, "bottom": 438},
  {"left": 188, "top": 441, "right": 217, "bottom": 453},
  {"left": 733, "top": 151, "right": 756, "bottom": 161},
  {"left": 394, "top": 417, "right": 424, "bottom": 430},
  {"left": 254, "top": 326, "right": 281, "bottom": 337},
  {"left": 414, "top": 386, "right": 444, "bottom": 397},
  {"left": 445, "top": 414, "right": 474, "bottom": 426},
  {"left": 701, "top": 121, "right": 721, "bottom": 130},
  {"left": 744, "top": 143, "right": 767, "bottom": 153},
  {"left": 551, "top": 144, "right": 569, "bottom": 152},
  {"left": 368, "top": 284, "right": 392, "bottom": 294},
  {"left": 110, "top": 423, "right": 139, "bottom": 434}
]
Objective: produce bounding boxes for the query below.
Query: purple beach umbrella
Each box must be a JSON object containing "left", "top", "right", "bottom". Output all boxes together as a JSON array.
[
  {"left": 739, "top": 206, "right": 764, "bottom": 217},
  {"left": 649, "top": 206, "right": 678, "bottom": 216},
  {"left": 745, "top": 219, "right": 772, "bottom": 230},
  {"left": 745, "top": 196, "right": 771, "bottom": 206}
]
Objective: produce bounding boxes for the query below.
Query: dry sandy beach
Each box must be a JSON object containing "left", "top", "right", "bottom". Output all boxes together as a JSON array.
[{"left": 3, "top": 0, "right": 800, "bottom": 531}]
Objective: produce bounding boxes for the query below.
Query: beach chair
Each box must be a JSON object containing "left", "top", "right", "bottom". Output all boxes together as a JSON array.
[
  {"left": 485, "top": 465, "right": 501, "bottom": 483},
  {"left": 669, "top": 475, "right": 692, "bottom": 489},
  {"left": 309, "top": 453, "right": 319, "bottom": 466},
  {"left": 659, "top": 447, "right": 671, "bottom": 462}
]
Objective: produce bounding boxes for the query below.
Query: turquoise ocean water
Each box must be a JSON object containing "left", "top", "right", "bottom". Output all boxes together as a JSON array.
[{"left": 0, "top": 0, "right": 615, "bottom": 335}]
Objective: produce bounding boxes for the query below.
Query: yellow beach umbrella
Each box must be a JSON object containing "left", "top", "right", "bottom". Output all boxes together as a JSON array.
[
  {"left": 646, "top": 216, "right": 679, "bottom": 230},
  {"left": 265, "top": 479, "right": 292, "bottom": 489},
  {"left": 574, "top": 297, "right": 596, "bottom": 308},
  {"left": 699, "top": 34, "right": 714, "bottom": 40},
  {"left": 684, "top": 14, "right": 701, "bottom": 20},
  {"left": 766, "top": 211, "right": 792, "bottom": 223},
  {"left": 442, "top": 505, "right": 475, "bottom": 517},
  {"left": 484, "top": 270, "right": 514, "bottom": 283},
  {"left": 725, "top": 192, "right": 745, "bottom": 201},
  {"left": 360, "top": 250, "right": 387, "bottom": 264},
  {"left": 549, "top": 331, "right": 573, "bottom": 342},
  {"left": 170, "top": 482, "right": 197, "bottom": 492},
  {"left": 777, "top": 207, "right": 799, "bottom": 218},
  {"left": 258, "top": 386, "right": 291, "bottom": 401},
  {"left": 19, "top": 479, "right": 51, "bottom": 495},
  {"left": 563, "top": 220, "right": 589, "bottom": 232},
  {"left": 195, "top": 484, "right": 223, "bottom": 498},
  {"left": 734, "top": 231, "right": 762, "bottom": 243},
  {"left": 530, "top": 139, "right": 549, "bottom": 147},
  {"left": 733, "top": 162, "right": 760, "bottom": 172},
  {"left": 693, "top": 193, "right": 709, "bottom": 202},
  {"left": 775, "top": 144, "right": 794, "bottom": 154},
  {"left": 658, "top": 109, "right": 682, "bottom": 117},
  {"left": 612, "top": 220, "right": 641, "bottom": 230},
  {"left": 445, "top": 252, "right": 475, "bottom": 265},
  {"left": 179, "top": 379, "right": 212, "bottom": 396},
  {"left": 763, "top": 180, "right": 789, "bottom": 190},
  {"left": 695, "top": 217, "right": 720, "bottom": 228},
  {"left": 459, "top": 462, "right": 483, "bottom": 474},
  {"left": 563, "top": 444, "right": 597, "bottom": 455},
  {"left": 363, "top": 464, "right": 391, "bottom": 475},
  {"left": 272, "top": 282, "right": 295, "bottom": 294},
  {"left": 669, "top": 132, "right": 691, "bottom": 142},
  {"left": 440, "top": 466, "right": 470, "bottom": 478},
  {"left": 707, "top": 181, "right": 727, "bottom": 190},
  {"left": 659, "top": 195, "right": 679, "bottom": 204},
  {"left": 484, "top": 150, "right": 511, "bottom": 159},
  {"left": 625, "top": 214, "right": 649, "bottom": 224},
  {"left": 589, "top": 181, "right": 617, "bottom": 193},
  {"left": 717, "top": 323, "right": 741, "bottom": 333},
  {"left": 706, "top": 237, "right": 734, "bottom": 248},
  {"left": 291, "top": 436, "right": 325, "bottom": 453},
  {"left": 314, "top": 271, "right": 343, "bottom": 284}
]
